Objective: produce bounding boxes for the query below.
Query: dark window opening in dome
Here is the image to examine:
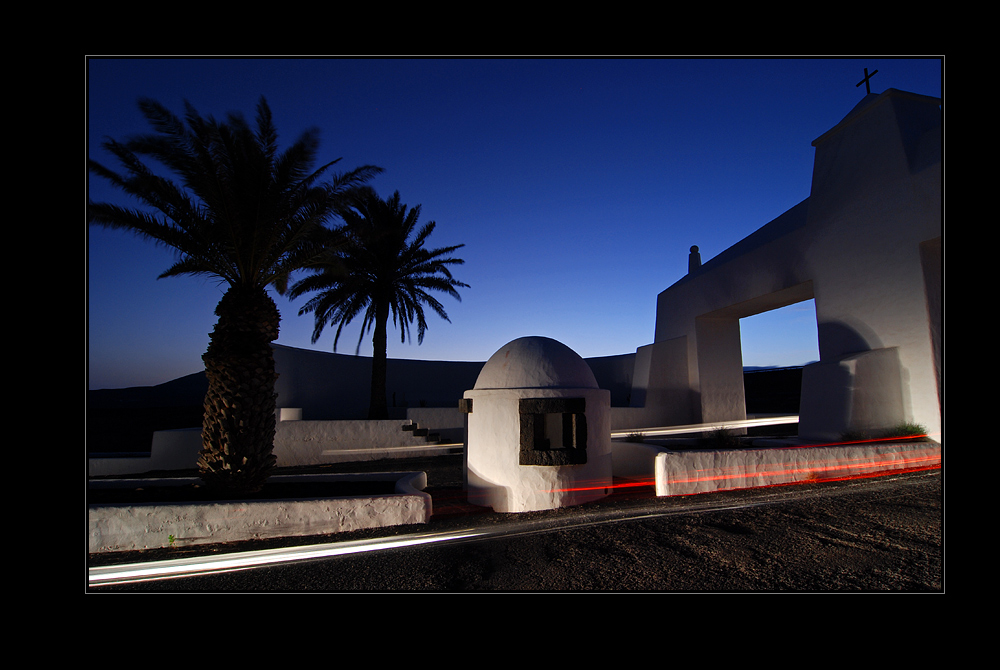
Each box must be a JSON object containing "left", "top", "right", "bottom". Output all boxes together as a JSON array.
[{"left": 519, "top": 398, "right": 588, "bottom": 466}]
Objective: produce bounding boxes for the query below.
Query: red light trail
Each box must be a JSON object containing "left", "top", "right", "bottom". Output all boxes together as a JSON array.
[{"left": 545, "top": 436, "right": 940, "bottom": 496}]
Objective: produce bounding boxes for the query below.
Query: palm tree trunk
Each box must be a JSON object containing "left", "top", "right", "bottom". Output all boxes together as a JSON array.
[
  {"left": 368, "top": 299, "right": 390, "bottom": 420},
  {"left": 197, "top": 286, "right": 280, "bottom": 494}
]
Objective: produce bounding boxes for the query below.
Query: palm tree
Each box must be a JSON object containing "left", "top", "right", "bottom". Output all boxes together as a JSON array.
[
  {"left": 88, "top": 96, "right": 381, "bottom": 494},
  {"left": 288, "top": 187, "right": 468, "bottom": 419}
]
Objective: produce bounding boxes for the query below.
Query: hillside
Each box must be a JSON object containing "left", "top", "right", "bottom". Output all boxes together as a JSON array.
[
  {"left": 88, "top": 371, "right": 208, "bottom": 409},
  {"left": 87, "top": 372, "right": 207, "bottom": 454}
]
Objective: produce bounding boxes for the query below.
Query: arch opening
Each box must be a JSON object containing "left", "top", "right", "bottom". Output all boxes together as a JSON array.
[{"left": 739, "top": 298, "right": 819, "bottom": 418}]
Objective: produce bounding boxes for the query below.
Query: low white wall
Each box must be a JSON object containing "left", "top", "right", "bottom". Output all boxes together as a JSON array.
[
  {"left": 88, "top": 419, "right": 459, "bottom": 478},
  {"left": 612, "top": 438, "right": 940, "bottom": 496},
  {"left": 89, "top": 472, "right": 431, "bottom": 553},
  {"left": 651, "top": 441, "right": 941, "bottom": 496},
  {"left": 269, "top": 344, "right": 636, "bottom": 420},
  {"left": 406, "top": 407, "right": 465, "bottom": 442},
  {"left": 274, "top": 420, "right": 454, "bottom": 466}
]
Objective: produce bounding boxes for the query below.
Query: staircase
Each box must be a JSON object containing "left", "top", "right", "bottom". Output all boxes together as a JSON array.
[
  {"left": 401, "top": 421, "right": 464, "bottom": 454},
  {"left": 402, "top": 421, "right": 440, "bottom": 443}
]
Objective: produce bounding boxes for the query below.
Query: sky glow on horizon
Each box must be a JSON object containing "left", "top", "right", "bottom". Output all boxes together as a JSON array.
[{"left": 87, "top": 57, "right": 943, "bottom": 390}]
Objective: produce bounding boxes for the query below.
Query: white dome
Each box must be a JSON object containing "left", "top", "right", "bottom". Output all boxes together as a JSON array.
[{"left": 474, "top": 337, "right": 598, "bottom": 390}]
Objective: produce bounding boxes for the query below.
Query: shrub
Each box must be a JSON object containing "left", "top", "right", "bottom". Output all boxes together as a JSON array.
[{"left": 841, "top": 422, "right": 930, "bottom": 443}]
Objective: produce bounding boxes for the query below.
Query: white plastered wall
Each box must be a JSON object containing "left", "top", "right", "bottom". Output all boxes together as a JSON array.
[
  {"left": 464, "top": 386, "right": 612, "bottom": 513},
  {"left": 632, "top": 89, "right": 942, "bottom": 442},
  {"left": 462, "top": 337, "right": 613, "bottom": 513}
]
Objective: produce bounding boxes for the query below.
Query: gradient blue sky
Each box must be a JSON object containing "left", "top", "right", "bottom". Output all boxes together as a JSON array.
[{"left": 87, "top": 57, "right": 943, "bottom": 390}]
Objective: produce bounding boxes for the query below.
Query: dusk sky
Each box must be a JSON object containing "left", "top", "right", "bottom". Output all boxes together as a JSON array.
[{"left": 87, "top": 57, "right": 943, "bottom": 390}]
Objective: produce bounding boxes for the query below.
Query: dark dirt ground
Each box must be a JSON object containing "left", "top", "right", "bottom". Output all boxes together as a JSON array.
[
  {"left": 87, "top": 367, "right": 942, "bottom": 593},
  {"left": 88, "top": 454, "right": 944, "bottom": 593}
]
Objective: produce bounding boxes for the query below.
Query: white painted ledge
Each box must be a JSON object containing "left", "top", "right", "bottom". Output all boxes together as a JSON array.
[{"left": 88, "top": 472, "right": 431, "bottom": 554}]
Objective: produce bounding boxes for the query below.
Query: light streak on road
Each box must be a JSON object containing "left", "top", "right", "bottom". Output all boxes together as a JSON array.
[
  {"left": 85, "top": 497, "right": 754, "bottom": 587},
  {"left": 90, "top": 415, "right": 939, "bottom": 588},
  {"left": 547, "top": 439, "right": 940, "bottom": 495},
  {"left": 680, "top": 446, "right": 939, "bottom": 482},
  {"left": 779, "top": 432, "right": 941, "bottom": 449},
  {"left": 90, "top": 468, "right": 938, "bottom": 588},
  {"left": 88, "top": 528, "right": 490, "bottom": 587},
  {"left": 89, "top": 466, "right": 940, "bottom": 588}
]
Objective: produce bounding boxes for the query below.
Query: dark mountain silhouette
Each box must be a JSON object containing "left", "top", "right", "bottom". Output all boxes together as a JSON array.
[
  {"left": 88, "top": 371, "right": 208, "bottom": 409},
  {"left": 88, "top": 372, "right": 207, "bottom": 454}
]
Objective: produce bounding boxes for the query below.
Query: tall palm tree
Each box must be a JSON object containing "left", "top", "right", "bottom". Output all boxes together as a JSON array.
[
  {"left": 288, "top": 187, "right": 468, "bottom": 419},
  {"left": 88, "top": 96, "right": 381, "bottom": 494}
]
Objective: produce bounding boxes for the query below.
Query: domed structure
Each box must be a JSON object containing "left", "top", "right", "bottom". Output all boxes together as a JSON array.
[
  {"left": 474, "top": 336, "right": 598, "bottom": 390},
  {"left": 461, "top": 336, "right": 612, "bottom": 513}
]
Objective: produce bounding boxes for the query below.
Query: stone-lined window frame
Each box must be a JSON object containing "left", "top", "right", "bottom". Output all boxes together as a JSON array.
[{"left": 518, "top": 398, "right": 588, "bottom": 466}]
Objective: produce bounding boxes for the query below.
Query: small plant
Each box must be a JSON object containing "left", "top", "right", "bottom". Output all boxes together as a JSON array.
[
  {"left": 841, "top": 422, "right": 930, "bottom": 443},
  {"left": 168, "top": 534, "right": 176, "bottom": 546},
  {"left": 881, "top": 422, "right": 929, "bottom": 440}
]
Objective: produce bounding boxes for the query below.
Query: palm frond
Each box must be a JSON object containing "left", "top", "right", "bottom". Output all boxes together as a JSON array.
[
  {"left": 89, "top": 96, "right": 382, "bottom": 295},
  {"left": 289, "top": 188, "right": 468, "bottom": 352}
]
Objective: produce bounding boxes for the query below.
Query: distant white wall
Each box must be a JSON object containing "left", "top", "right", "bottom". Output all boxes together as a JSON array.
[
  {"left": 272, "top": 345, "right": 483, "bottom": 420},
  {"left": 89, "top": 345, "right": 638, "bottom": 476},
  {"left": 272, "top": 344, "right": 636, "bottom": 420},
  {"left": 88, "top": 418, "right": 459, "bottom": 477}
]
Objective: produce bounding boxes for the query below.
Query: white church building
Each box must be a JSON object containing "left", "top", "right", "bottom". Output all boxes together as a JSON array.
[
  {"left": 625, "top": 87, "right": 942, "bottom": 442},
  {"left": 89, "top": 87, "right": 943, "bottom": 482},
  {"left": 268, "top": 85, "right": 943, "bottom": 445}
]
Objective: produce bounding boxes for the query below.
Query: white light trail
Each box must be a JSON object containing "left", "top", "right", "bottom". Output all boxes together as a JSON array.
[
  {"left": 89, "top": 528, "right": 488, "bottom": 586},
  {"left": 610, "top": 415, "right": 798, "bottom": 438},
  {"left": 88, "top": 464, "right": 935, "bottom": 588}
]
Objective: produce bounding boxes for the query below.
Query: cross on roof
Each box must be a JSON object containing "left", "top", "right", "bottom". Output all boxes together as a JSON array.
[{"left": 856, "top": 67, "right": 879, "bottom": 95}]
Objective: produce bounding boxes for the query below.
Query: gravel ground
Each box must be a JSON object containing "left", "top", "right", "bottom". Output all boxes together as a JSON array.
[{"left": 89, "top": 456, "right": 943, "bottom": 592}]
